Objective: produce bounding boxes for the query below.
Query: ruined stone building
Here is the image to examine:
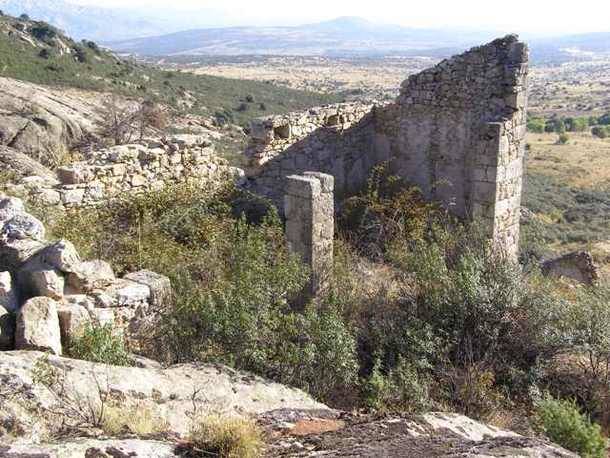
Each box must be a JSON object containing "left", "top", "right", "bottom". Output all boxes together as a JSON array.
[{"left": 245, "top": 35, "right": 529, "bottom": 256}]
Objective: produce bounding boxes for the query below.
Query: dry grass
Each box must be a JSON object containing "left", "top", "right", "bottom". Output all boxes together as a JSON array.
[
  {"left": 526, "top": 132, "right": 610, "bottom": 189},
  {"left": 186, "top": 415, "right": 264, "bottom": 458},
  {"left": 101, "top": 403, "right": 169, "bottom": 437}
]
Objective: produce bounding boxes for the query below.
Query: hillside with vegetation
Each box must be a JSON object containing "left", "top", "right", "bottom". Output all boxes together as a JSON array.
[
  {"left": 0, "top": 11, "right": 608, "bottom": 458},
  {"left": 0, "top": 13, "right": 341, "bottom": 127}
]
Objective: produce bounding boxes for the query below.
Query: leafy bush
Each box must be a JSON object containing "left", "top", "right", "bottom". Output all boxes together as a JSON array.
[
  {"left": 536, "top": 395, "right": 607, "bottom": 458},
  {"left": 592, "top": 126, "right": 609, "bottom": 138},
  {"left": 340, "top": 162, "right": 438, "bottom": 259},
  {"left": 527, "top": 117, "right": 546, "bottom": 133},
  {"left": 68, "top": 324, "right": 131, "bottom": 366},
  {"left": 362, "top": 357, "right": 431, "bottom": 412},
  {"left": 186, "top": 415, "right": 263, "bottom": 458}
]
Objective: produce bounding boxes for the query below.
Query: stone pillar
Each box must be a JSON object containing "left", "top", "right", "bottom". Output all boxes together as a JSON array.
[{"left": 284, "top": 172, "right": 334, "bottom": 299}]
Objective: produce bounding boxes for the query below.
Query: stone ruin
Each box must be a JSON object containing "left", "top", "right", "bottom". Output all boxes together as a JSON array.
[
  {"left": 542, "top": 251, "right": 600, "bottom": 286},
  {"left": 0, "top": 35, "right": 530, "bottom": 354},
  {"left": 246, "top": 35, "right": 529, "bottom": 256},
  {"left": 0, "top": 194, "right": 171, "bottom": 354},
  {"left": 12, "top": 135, "right": 243, "bottom": 209}
]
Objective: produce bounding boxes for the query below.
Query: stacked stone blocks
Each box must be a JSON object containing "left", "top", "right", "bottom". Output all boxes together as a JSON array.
[
  {"left": 285, "top": 173, "right": 334, "bottom": 298},
  {"left": 17, "top": 137, "right": 242, "bottom": 209}
]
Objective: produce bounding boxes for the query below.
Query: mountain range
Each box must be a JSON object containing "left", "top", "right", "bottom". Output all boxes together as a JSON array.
[
  {"left": 1, "top": 0, "right": 609, "bottom": 61},
  {"left": 107, "top": 17, "right": 498, "bottom": 57},
  {"left": 0, "top": 0, "right": 227, "bottom": 41}
]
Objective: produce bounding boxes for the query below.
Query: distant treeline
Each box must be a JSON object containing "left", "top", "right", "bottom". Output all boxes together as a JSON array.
[{"left": 527, "top": 113, "right": 610, "bottom": 138}]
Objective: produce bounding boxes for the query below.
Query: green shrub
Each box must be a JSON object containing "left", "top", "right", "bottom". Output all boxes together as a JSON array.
[
  {"left": 556, "top": 133, "right": 569, "bottom": 144},
  {"left": 592, "top": 126, "right": 609, "bottom": 138},
  {"left": 536, "top": 395, "right": 607, "bottom": 458},
  {"left": 68, "top": 324, "right": 131, "bottom": 366},
  {"left": 340, "top": 162, "right": 438, "bottom": 259},
  {"left": 527, "top": 117, "right": 546, "bottom": 133},
  {"left": 362, "top": 358, "right": 430, "bottom": 412}
]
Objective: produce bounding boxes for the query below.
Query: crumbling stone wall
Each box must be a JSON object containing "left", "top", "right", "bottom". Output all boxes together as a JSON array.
[
  {"left": 14, "top": 136, "right": 243, "bottom": 208},
  {"left": 285, "top": 172, "right": 334, "bottom": 298},
  {"left": 246, "top": 35, "right": 529, "bottom": 254}
]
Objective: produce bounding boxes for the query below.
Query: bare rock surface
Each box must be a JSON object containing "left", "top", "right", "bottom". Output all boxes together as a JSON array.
[
  {"left": 0, "top": 439, "right": 179, "bottom": 458},
  {"left": 0, "top": 146, "right": 56, "bottom": 180},
  {"left": 542, "top": 250, "right": 600, "bottom": 285},
  {"left": 0, "top": 351, "right": 330, "bottom": 441},
  {"left": 265, "top": 412, "right": 577, "bottom": 457},
  {"left": 0, "top": 77, "right": 100, "bottom": 163}
]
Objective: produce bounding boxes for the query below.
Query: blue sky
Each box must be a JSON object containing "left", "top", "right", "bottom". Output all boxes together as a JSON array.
[{"left": 72, "top": 0, "right": 610, "bottom": 35}]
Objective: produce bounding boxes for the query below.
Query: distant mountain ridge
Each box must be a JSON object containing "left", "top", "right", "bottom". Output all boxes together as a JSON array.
[
  {"left": 107, "top": 17, "right": 498, "bottom": 57},
  {"left": 0, "top": 0, "right": 229, "bottom": 41},
  {"left": 0, "top": 0, "right": 167, "bottom": 40}
]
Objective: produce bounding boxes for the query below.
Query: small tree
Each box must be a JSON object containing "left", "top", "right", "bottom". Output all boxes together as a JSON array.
[
  {"left": 19, "top": 13, "right": 30, "bottom": 21},
  {"left": 135, "top": 100, "right": 168, "bottom": 140},
  {"left": 96, "top": 96, "right": 138, "bottom": 146}
]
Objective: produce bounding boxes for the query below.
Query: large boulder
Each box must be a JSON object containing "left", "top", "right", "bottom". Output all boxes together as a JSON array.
[
  {"left": 17, "top": 257, "right": 65, "bottom": 300},
  {"left": 15, "top": 297, "right": 62, "bottom": 355},
  {"left": 67, "top": 259, "right": 116, "bottom": 293},
  {"left": 125, "top": 270, "right": 171, "bottom": 308},
  {"left": 36, "top": 239, "right": 82, "bottom": 274},
  {"left": 1, "top": 212, "right": 45, "bottom": 241},
  {"left": 57, "top": 303, "right": 92, "bottom": 347},
  {"left": 542, "top": 251, "right": 599, "bottom": 285}
]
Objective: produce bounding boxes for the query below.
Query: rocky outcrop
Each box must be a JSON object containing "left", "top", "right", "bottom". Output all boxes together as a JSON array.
[
  {"left": 0, "top": 439, "right": 178, "bottom": 458},
  {"left": 0, "top": 195, "right": 172, "bottom": 353},
  {"left": 265, "top": 412, "right": 576, "bottom": 457},
  {"left": 0, "top": 146, "right": 56, "bottom": 180},
  {"left": 0, "top": 77, "right": 99, "bottom": 164},
  {"left": 0, "top": 350, "right": 330, "bottom": 441}
]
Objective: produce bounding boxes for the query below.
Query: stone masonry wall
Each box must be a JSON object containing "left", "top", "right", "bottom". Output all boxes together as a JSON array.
[
  {"left": 246, "top": 35, "right": 529, "bottom": 254},
  {"left": 245, "top": 102, "right": 377, "bottom": 201},
  {"left": 15, "top": 136, "right": 243, "bottom": 209}
]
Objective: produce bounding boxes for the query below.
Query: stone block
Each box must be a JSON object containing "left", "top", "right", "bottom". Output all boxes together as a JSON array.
[
  {"left": 66, "top": 260, "right": 115, "bottom": 294},
  {"left": 1, "top": 213, "right": 45, "bottom": 241},
  {"left": 57, "top": 303, "right": 92, "bottom": 346},
  {"left": 124, "top": 270, "right": 171, "bottom": 309},
  {"left": 92, "top": 279, "right": 150, "bottom": 309},
  {"left": 15, "top": 297, "right": 62, "bottom": 355},
  {"left": 18, "top": 259, "right": 65, "bottom": 300}
]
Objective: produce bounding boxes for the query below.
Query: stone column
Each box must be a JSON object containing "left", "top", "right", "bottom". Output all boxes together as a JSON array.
[{"left": 284, "top": 172, "right": 334, "bottom": 299}]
